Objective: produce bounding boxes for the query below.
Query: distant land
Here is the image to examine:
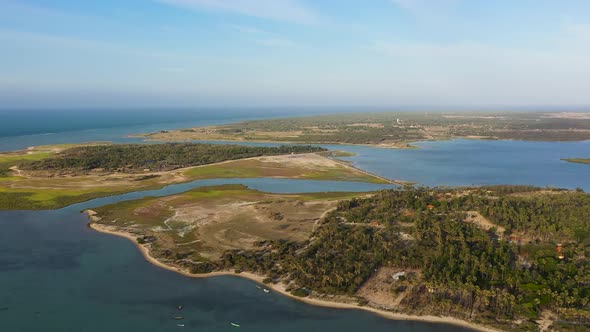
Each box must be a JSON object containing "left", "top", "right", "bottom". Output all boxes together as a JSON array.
[
  {"left": 563, "top": 158, "right": 590, "bottom": 165},
  {"left": 135, "top": 111, "right": 590, "bottom": 148}
]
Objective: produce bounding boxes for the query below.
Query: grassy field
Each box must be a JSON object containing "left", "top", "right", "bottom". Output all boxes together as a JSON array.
[
  {"left": 0, "top": 149, "right": 387, "bottom": 210},
  {"left": 139, "top": 111, "right": 590, "bottom": 146},
  {"left": 90, "top": 184, "right": 368, "bottom": 264},
  {"left": 0, "top": 151, "right": 53, "bottom": 178},
  {"left": 184, "top": 155, "right": 387, "bottom": 184}
]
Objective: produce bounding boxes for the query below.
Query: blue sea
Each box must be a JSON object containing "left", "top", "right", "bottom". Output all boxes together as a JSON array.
[{"left": 1, "top": 109, "right": 589, "bottom": 331}]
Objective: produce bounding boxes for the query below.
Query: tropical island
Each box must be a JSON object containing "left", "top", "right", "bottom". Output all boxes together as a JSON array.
[
  {"left": 87, "top": 184, "right": 590, "bottom": 332},
  {"left": 135, "top": 112, "right": 590, "bottom": 148},
  {"left": 0, "top": 143, "right": 387, "bottom": 210}
]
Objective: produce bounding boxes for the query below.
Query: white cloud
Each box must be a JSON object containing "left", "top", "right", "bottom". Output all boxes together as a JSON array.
[
  {"left": 156, "top": 0, "right": 318, "bottom": 24},
  {"left": 254, "top": 37, "right": 295, "bottom": 47},
  {"left": 227, "top": 24, "right": 297, "bottom": 48},
  {"left": 390, "top": 0, "right": 460, "bottom": 15},
  {"left": 228, "top": 23, "right": 270, "bottom": 35}
]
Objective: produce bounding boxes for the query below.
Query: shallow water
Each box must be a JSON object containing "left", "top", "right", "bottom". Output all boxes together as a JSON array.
[
  {"left": 181, "top": 138, "right": 590, "bottom": 191},
  {"left": 1, "top": 115, "right": 589, "bottom": 331},
  {"left": 335, "top": 139, "right": 590, "bottom": 191},
  {"left": 0, "top": 179, "right": 469, "bottom": 332}
]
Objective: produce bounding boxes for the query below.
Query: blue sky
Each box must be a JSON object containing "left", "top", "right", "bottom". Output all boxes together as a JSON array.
[{"left": 1, "top": 0, "right": 590, "bottom": 109}]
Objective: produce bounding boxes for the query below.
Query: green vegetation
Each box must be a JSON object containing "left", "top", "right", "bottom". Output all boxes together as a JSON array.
[
  {"left": 0, "top": 188, "right": 130, "bottom": 210},
  {"left": 0, "top": 151, "right": 53, "bottom": 177},
  {"left": 143, "top": 112, "right": 590, "bottom": 146},
  {"left": 184, "top": 158, "right": 389, "bottom": 184},
  {"left": 3, "top": 143, "right": 387, "bottom": 210},
  {"left": 19, "top": 143, "right": 326, "bottom": 174},
  {"left": 219, "top": 186, "right": 590, "bottom": 329},
  {"left": 91, "top": 184, "right": 363, "bottom": 265}
]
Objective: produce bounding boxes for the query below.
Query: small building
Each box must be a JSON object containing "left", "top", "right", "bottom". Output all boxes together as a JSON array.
[{"left": 557, "top": 243, "right": 564, "bottom": 260}]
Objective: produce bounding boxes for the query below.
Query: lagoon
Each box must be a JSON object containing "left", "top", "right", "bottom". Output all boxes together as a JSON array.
[
  {"left": 1, "top": 115, "right": 589, "bottom": 331},
  {"left": 0, "top": 178, "right": 469, "bottom": 332}
]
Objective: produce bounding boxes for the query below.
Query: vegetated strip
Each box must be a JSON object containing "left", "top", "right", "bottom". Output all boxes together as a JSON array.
[{"left": 17, "top": 143, "right": 326, "bottom": 174}]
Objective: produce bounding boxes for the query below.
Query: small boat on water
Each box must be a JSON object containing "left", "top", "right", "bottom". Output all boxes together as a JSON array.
[
  {"left": 230, "top": 322, "right": 240, "bottom": 327},
  {"left": 177, "top": 305, "right": 183, "bottom": 310},
  {"left": 177, "top": 324, "right": 185, "bottom": 327},
  {"left": 173, "top": 316, "right": 184, "bottom": 320},
  {"left": 255, "top": 285, "right": 262, "bottom": 289},
  {"left": 263, "top": 289, "right": 270, "bottom": 293}
]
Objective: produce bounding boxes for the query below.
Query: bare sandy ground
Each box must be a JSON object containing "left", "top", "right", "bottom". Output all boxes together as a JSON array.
[
  {"left": 86, "top": 211, "right": 501, "bottom": 332},
  {"left": 465, "top": 211, "right": 505, "bottom": 237},
  {"left": 4, "top": 153, "right": 388, "bottom": 193},
  {"left": 543, "top": 112, "right": 590, "bottom": 120}
]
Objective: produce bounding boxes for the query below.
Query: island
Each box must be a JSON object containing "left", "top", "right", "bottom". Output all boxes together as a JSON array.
[
  {"left": 134, "top": 112, "right": 590, "bottom": 148},
  {"left": 87, "top": 184, "right": 590, "bottom": 332},
  {"left": 0, "top": 143, "right": 387, "bottom": 210}
]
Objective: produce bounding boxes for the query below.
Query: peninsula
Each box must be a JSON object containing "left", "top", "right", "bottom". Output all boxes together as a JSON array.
[
  {"left": 135, "top": 111, "right": 590, "bottom": 148},
  {"left": 87, "top": 184, "right": 590, "bottom": 331}
]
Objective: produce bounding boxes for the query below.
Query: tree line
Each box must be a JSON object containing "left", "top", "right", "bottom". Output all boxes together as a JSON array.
[
  {"left": 18, "top": 143, "right": 326, "bottom": 173},
  {"left": 218, "top": 186, "right": 590, "bottom": 327}
]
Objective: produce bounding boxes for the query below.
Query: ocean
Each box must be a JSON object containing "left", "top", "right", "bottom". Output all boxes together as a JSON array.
[{"left": 1, "top": 109, "right": 589, "bottom": 331}]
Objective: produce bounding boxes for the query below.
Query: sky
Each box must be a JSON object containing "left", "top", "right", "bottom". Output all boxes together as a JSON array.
[{"left": 1, "top": 0, "right": 590, "bottom": 109}]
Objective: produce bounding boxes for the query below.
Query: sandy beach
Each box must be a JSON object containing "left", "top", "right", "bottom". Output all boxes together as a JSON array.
[{"left": 86, "top": 210, "right": 501, "bottom": 332}]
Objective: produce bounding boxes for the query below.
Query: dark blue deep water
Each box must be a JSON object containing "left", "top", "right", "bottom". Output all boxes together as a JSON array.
[{"left": 1, "top": 110, "right": 589, "bottom": 331}]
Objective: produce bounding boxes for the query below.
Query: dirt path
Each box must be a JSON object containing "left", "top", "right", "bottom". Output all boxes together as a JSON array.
[
  {"left": 465, "top": 211, "right": 505, "bottom": 237},
  {"left": 8, "top": 166, "right": 23, "bottom": 176},
  {"left": 329, "top": 157, "right": 411, "bottom": 186},
  {"left": 536, "top": 310, "right": 556, "bottom": 331}
]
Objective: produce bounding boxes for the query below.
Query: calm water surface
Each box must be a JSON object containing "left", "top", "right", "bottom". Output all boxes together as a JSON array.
[
  {"left": 1, "top": 114, "right": 589, "bottom": 331},
  {"left": 0, "top": 179, "right": 469, "bottom": 332}
]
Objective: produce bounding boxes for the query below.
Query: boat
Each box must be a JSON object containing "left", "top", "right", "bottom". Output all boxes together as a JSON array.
[
  {"left": 255, "top": 285, "right": 262, "bottom": 289},
  {"left": 173, "top": 316, "right": 184, "bottom": 320},
  {"left": 177, "top": 305, "right": 183, "bottom": 310},
  {"left": 263, "top": 289, "right": 270, "bottom": 293},
  {"left": 230, "top": 322, "right": 240, "bottom": 327},
  {"left": 177, "top": 324, "right": 185, "bottom": 327}
]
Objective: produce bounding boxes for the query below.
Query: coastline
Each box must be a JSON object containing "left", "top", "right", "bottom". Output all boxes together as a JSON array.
[{"left": 86, "top": 211, "right": 500, "bottom": 332}]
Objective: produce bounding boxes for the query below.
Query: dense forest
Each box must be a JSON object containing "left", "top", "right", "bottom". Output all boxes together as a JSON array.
[
  {"left": 216, "top": 186, "right": 590, "bottom": 330},
  {"left": 18, "top": 143, "right": 325, "bottom": 174}
]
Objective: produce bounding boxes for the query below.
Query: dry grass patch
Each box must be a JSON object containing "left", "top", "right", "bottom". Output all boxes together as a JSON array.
[{"left": 91, "top": 185, "right": 366, "bottom": 261}]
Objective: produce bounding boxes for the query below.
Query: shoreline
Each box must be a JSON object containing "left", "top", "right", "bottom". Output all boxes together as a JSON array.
[{"left": 86, "top": 212, "right": 500, "bottom": 332}]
